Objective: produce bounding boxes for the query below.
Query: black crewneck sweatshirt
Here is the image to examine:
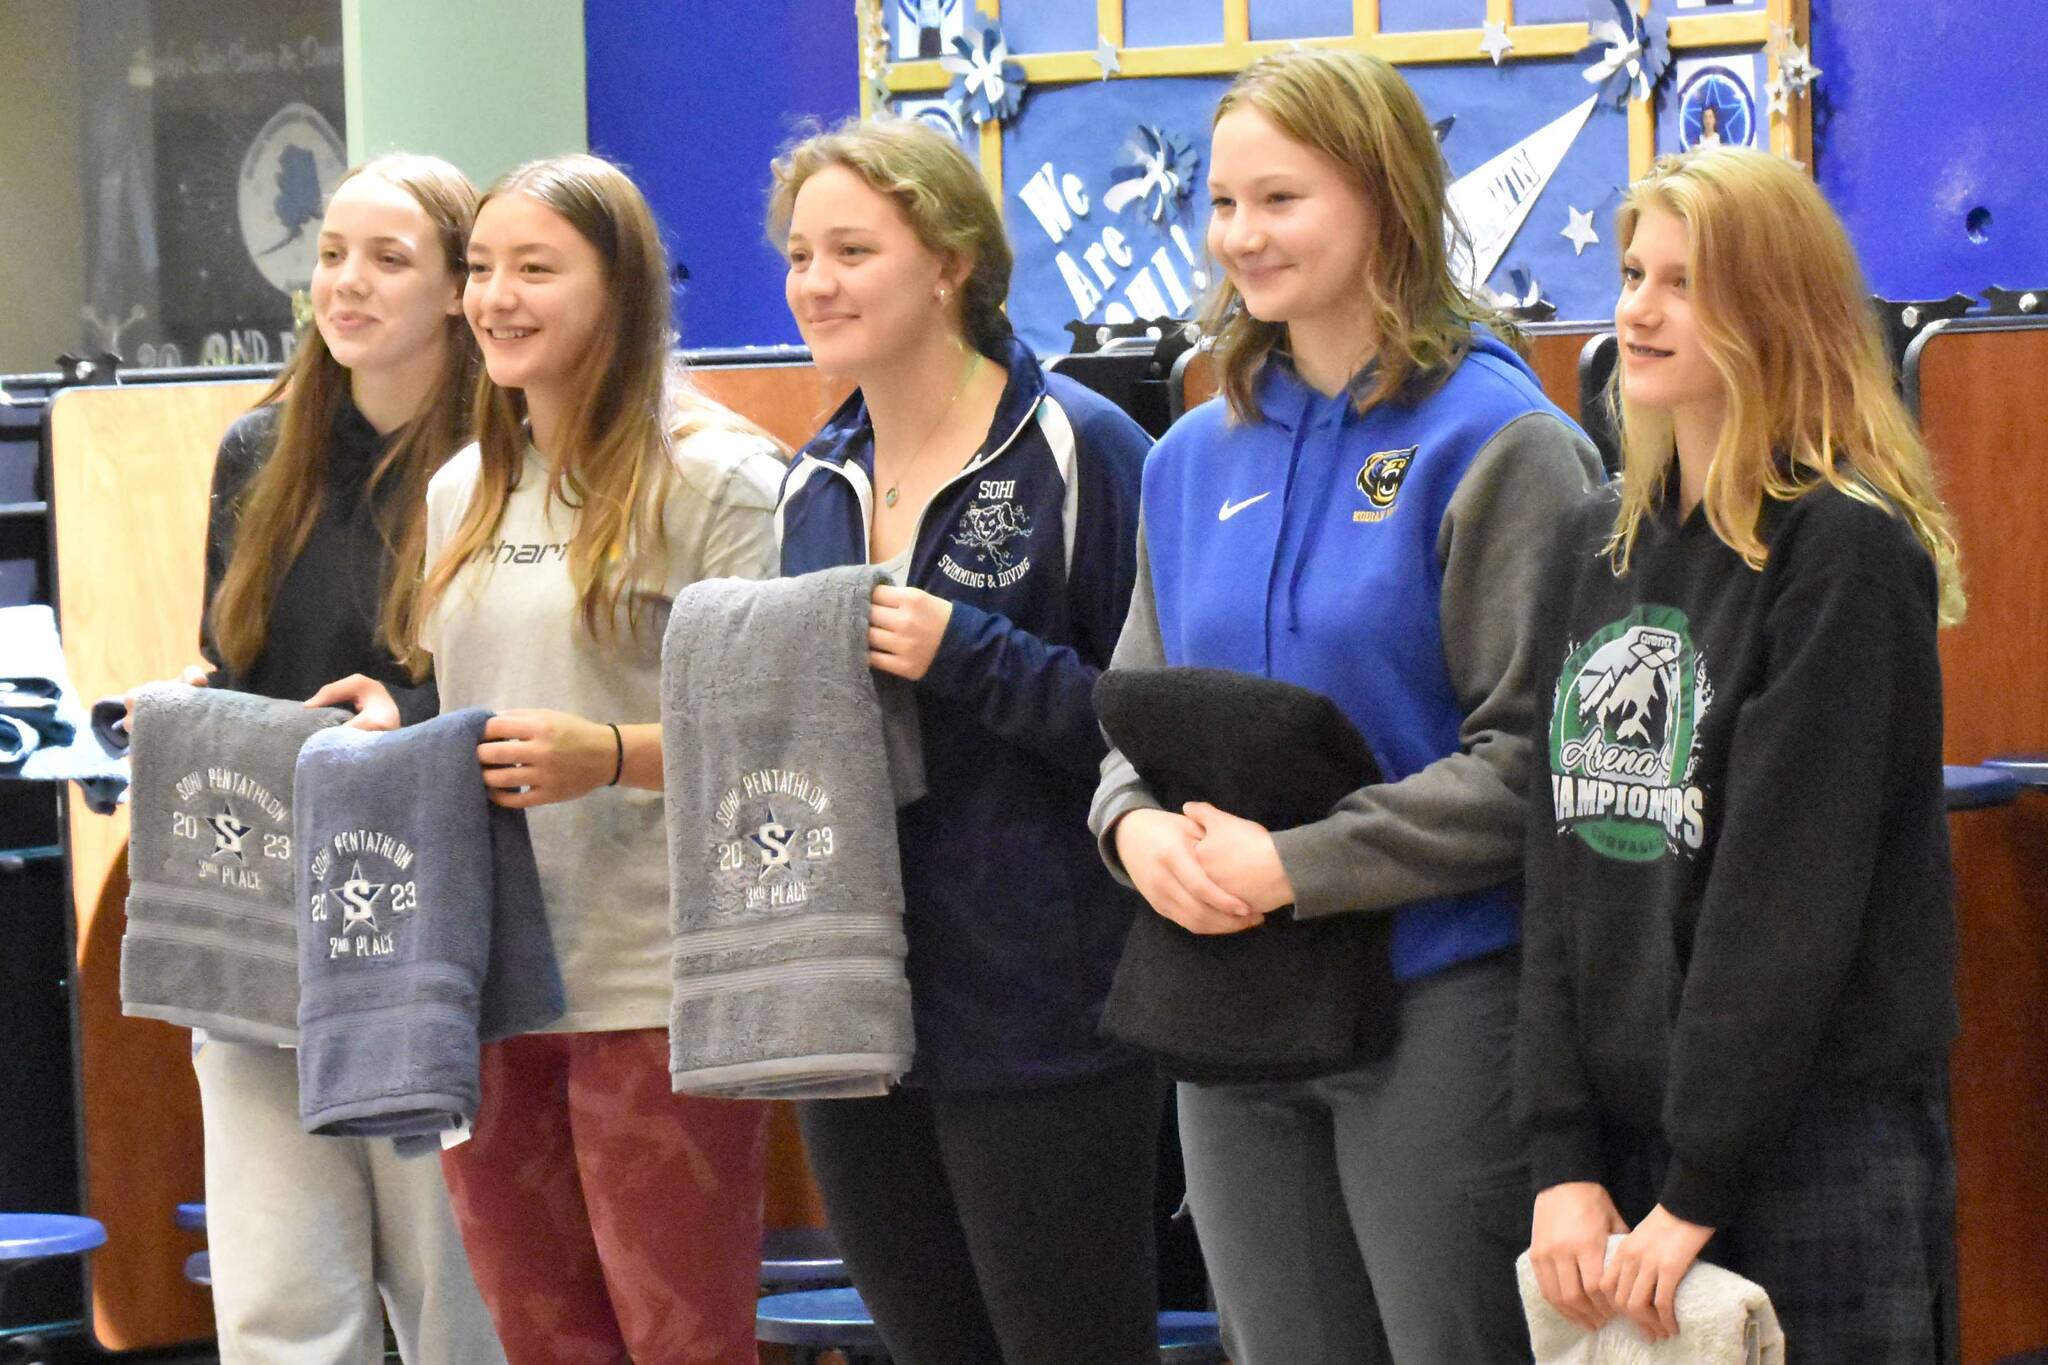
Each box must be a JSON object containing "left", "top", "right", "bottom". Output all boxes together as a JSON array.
[
  {"left": 1515, "top": 481, "right": 1957, "bottom": 1228},
  {"left": 200, "top": 398, "right": 437, "bottom": 723}
]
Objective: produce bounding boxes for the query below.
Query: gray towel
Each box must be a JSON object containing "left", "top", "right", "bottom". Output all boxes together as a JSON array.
[
  {"left": 0, "top": 604, "right": 130, "bottom": 812},
  {"left": 294, "top": 708, "right": 564, "bottom": 1151},
  {"left": 663, "top": 566, "right": 918, "bottom": 1099},
  {"left": 119, "top": 682, "right": 349, "bottom": 1045}
]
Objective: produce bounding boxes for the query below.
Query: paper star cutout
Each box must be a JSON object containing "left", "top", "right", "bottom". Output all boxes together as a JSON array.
[
  {"left": 1094, "top": 34, "right": 1120, "bottom": 80},
  {"left": 1766, "top": 78, "right": 1790, "bottom": 117},
  {"left": 1778, "top": 40, "right": 1821, "bottom": 94},
  {"left": 1562, "top": 206, "right": 1600, "bottom": 256},
  {"left": 1480, "top": 21, "right": 1514, "bottom": 65}
]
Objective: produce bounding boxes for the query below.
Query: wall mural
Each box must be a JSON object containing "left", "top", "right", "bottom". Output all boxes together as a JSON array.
[{"left": 857, "top": 0, "right": 1814, "bottom": 355}]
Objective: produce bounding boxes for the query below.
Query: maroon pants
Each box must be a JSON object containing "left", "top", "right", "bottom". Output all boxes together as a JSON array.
[{"left": 440, "top": 1029, "right": 769, "bottom": 1365}]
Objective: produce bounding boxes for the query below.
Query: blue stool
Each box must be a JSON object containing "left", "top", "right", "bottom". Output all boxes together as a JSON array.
[
  {"left": 756, "top": 1286, "right": 1226, "bottom": 1363},
  {"left": 1944, "top": 763, "right": 2021, "bottom": 811},
  {"left": 759, "top": 1226, "right": 849, "bottom": 1292},
  {"left": 1983, "top": 753, "right": 2048, "bottom": 791},
  {"left": 0, "top": 1214, "right": 108, "bottom": 1364}
]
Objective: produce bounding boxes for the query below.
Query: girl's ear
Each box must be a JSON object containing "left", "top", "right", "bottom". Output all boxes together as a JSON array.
[{"left": 942, "top": 250, "right": 976, "bottom": 295}]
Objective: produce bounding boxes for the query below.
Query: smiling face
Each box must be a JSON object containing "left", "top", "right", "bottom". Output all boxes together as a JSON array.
[
  {"left": 783, "top": 163, "right": 961, "bottom": 380},
  {"left": 310, "top": 173, "right": 460, "bottom": 376},
  {"left": 1616, "top": 204, "right": 1726, "bottom": 423},
  {"left": 1206, "top": 106, "right": 1378, "bottom": 338},
  {"left": 462, "top": 191, "right": 609, "bottom": 404}
]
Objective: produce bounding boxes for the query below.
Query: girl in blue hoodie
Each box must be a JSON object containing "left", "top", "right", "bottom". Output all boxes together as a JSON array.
[{"left": 1092, "top": 50, "right": 1601, "bottom": 1364}]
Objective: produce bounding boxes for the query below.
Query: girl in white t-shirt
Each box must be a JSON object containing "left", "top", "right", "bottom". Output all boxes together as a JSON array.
[{"left": 341, "top": 153, "right": 785, "bottom": 1365}]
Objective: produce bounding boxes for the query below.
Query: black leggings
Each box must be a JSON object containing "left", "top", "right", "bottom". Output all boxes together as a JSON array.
[{"left": 798, "top": 1066, "right": 1163, "bottom": 1365}]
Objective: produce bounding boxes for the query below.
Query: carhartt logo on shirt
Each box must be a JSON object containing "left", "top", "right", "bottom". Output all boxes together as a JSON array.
[
  {"left": 1353, "top": 447, "right": 1416, "bottom": 522},
  {"left": 474, "top": 540, "right": 568, "bottom": 565}
]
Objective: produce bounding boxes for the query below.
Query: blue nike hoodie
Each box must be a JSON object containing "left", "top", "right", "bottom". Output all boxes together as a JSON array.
[
  {"left": 1093, "top": 333, "right": 1604, "bottom": 980},
  {"left": 778, "top": 335, "right": 1151, "bottom": 1089}
]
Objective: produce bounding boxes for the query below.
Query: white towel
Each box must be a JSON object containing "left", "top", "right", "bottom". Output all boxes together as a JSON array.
[{"left": 1518, "top": 1235, "right": 1786, "bottom": 1365}]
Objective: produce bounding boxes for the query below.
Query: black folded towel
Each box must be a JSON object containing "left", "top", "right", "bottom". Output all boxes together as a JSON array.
[{"left": 1093, "top": 666, "right": 1397, "bottom": 1085}]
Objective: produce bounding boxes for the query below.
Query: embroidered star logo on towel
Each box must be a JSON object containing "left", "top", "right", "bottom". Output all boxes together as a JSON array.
[
  {"left": 337, "top": 861, "right": 387, "bottom": 934},
  {"left": 712, "top": 769, "right": 837, "bottom": 919},
  {"left": 750, "top": 820, "right": 797, "bottom": 872},
  {"left": 206, "top": 803, "right": 254, "bottom": 862},
  {"left": 1218, "top": 492, "right": 1270, "bottom": 521},
  {"left": 1354, "top": 447, "right": 1417, "bottom": 523},
  {"left": 307, "top": 834, "right": 419, "bottom": 961}
]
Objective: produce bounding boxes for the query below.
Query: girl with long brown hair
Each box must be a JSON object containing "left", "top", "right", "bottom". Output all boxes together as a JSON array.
[
  {"left": 186, "top": 152, "right": 503, "bottom": 1365},
  {"left": 336, "top": 153, "right": 786, "bottom": 1364},
  {"left": 1518, "top": 146, "right": 1962, "bottom": 1363},
  {"left": 1089, "top": 49, "right": 1602, "bottom": 1362}
]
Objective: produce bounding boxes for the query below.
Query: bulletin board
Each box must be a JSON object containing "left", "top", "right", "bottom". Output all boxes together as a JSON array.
[{"left": 860, "top": 0, "right": 1812, "bottom": 352}]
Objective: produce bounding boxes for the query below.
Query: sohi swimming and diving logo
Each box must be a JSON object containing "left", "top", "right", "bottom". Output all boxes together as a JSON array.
[
  {"left": 166, "top": 768, "right": 292, "bottom": 892},
  {"left": 1550, "top": 607, "right": 1714, "bottom": 861},
  {"left": 306, "top": 829, "right": 419, "bottom": 962},
  {"left": 940, "top": 479, "right": 1035, "bottom": 589},
  {"left": 711, "top": 768, "right": 837, "bottom": 916},
  {"left": 1354, "top": 446, "right": 1416, "bottom": 523}
]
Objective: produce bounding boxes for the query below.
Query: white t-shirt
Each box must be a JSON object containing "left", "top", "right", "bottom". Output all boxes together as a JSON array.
[{"left": 423, "top": 428, "right": 784, "bottom": 1032}]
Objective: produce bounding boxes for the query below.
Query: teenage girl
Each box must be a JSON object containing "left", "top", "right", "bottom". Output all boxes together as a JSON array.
[
  {"left": 189, "top": 152, "right": 502, "bottom": 1365},
  {"left": 1091, "top": 49, "right": 1601, "bottom": 1363},
  {"left": 337, "top": 153, "right": 786, "bottom": 1365},
  {"left": 772, "top": 117, "right": 1160, "bottom": 1364},
  {"left": 1518, "top": 146, "right": 1963, "bottom": 1364}
]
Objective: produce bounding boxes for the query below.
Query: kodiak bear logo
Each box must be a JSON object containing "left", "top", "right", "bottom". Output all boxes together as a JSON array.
[
  {"left": 1356, "top": 446, "right": 1417, "bottom": 519},
  {"left": 953, "top": 499, "right": 1033, "bottom": 569}
]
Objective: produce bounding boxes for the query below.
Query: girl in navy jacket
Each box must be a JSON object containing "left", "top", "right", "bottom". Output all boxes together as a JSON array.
[
  {"left": 1518, "top": 148, "right": 1963, "bottom": 1363},
  {"left": 772, "top": 117, "right": 1158, "bottom": 1364},
  {"left": 1091, "top": 50, "right": 1600, "bottom": 1363}
]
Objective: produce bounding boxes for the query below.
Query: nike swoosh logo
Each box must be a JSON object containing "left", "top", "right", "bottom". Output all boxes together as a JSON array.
[{"left": 1218, "top": 492, "right": 1271, "bottom": 521}]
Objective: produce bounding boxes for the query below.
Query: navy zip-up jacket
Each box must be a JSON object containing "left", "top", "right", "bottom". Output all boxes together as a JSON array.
[{"left": 778, "top": 335, "right": 1151, "bottom": 1089}]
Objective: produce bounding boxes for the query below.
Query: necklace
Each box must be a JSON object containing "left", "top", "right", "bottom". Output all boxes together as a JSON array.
[{"left": 882, "top": 351, "right": 983, "bottom": 509}]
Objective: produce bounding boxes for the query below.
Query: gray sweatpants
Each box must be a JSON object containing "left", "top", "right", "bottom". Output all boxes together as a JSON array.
[
  {"left": 194, "top": 1037, "right": 504, "bottom": 1365},
  {"left": 1178, "top": 950, "right": 1532, "bottom": 1365}
]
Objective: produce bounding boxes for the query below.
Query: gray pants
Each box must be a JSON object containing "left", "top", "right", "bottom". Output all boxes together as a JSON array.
[
  {"left": 194, "top": 1037, "right": 503, "bottom": 1365},
  {"left": 1178, "top": 951, "right": 1532, "bottom": 1365}
]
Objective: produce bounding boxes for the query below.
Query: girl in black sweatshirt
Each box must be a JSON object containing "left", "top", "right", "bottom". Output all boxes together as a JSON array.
[
  {"left": 176, "top": 154, "right": 502, "bottom": 1364},
  {"left": 1516, "top": 147, "right": 1965, "bottom": 1364}
]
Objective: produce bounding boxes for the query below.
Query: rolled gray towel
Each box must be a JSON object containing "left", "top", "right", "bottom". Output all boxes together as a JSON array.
[
  {"left": 294, "top": 708, "right": 564, "bottom": 1151},
  {"left": 663, "top": 566, "right": 917, "bottom": 1099},
  {"left": 119, "top": 682, "right": 349, "bottom": 1045}
]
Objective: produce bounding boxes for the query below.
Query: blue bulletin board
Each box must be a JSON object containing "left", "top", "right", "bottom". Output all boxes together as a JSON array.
[{"left": 860, "top": 0, "right": 1812, "bottom": 354}]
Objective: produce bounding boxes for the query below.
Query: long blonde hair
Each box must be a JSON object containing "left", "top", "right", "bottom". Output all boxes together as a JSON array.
[
  {"left": 1201, "top": 48, "right": 1515, "bottom": 423},
  {"left": 766, "top": 115, "right": 1013, "bottom": 358},
  {"left": 1606, "top": 148, "right": 1964, "bottom": 624},
  {"left": 415, "top": 154, "right": 775, "bottom": 649},
  {"left": 211, "top": 153, "right": 478, "bottom": 678}
]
